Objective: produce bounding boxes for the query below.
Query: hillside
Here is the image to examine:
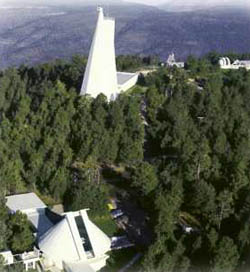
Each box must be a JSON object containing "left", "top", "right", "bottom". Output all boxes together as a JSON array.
[
  {"left": 1, "top": 54, "right": 250, "bottom": 272},
  {"left": 0, "top": 3, "right": 250, "bottom": 68},
  {"left": 158, "top": 0, "right": 248, "bottom": 12}
]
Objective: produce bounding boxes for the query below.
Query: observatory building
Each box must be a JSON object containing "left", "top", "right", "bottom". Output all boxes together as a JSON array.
[
  {"left": 80, "top": 7, "right": 138, "bottom": 100},
  {"left": 5, "top": 193, "right": 111, "bottom": 272},
  {"left": 219, "top": 57, "right": 250, "bottom": 70},
  {"left": 166, "top": 53, "right": 184, "bottom": 68}
]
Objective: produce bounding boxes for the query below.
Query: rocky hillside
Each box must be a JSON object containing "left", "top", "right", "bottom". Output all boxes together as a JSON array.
[{"left": 0, "top": 3, "right": 249, "bottom": 68}]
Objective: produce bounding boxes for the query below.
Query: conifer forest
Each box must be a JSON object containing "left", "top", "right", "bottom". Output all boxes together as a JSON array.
[{"left": 1, "top": 53, "right": 250, "bottom": 271}]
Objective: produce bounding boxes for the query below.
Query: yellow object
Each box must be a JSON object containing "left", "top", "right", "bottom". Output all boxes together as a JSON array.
[{"left": 107, "top": 203, "right": 115, "bottom": 211}]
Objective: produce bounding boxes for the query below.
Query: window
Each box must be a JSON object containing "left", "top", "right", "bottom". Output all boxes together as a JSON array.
[{"left": 74, "top": 216, "right": 94, "bottom": 258}]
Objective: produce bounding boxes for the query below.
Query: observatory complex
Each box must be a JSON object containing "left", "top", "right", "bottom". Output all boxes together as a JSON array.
[
  {"left": 219, "top": 57, "right": 250, "bottom": 70},
  {"left": 166, "top": 53, "right": 184, "bottom": 68},
  {"left": 80, "top": 7, "right": 138, "bottom": 100}
]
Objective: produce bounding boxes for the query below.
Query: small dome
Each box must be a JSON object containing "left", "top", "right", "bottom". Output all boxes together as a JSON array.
[
  {"left": 225, "top": 57, "right": 231, "bottom": 66},
  {"left": 219, "top": 58, "right": 225, "bottom": 66}
]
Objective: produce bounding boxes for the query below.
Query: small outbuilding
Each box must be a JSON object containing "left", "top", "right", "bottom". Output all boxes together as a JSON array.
[
  {"left": 6, "top": 193, "right": 54, "bottom": 238},
  {"left": 6, "top": 193, "right": 46, "bottom": 215}
]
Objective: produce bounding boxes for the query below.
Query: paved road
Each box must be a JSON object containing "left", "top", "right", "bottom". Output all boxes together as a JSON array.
[
  {"left": 118, "top": 253, "right": 142, "bottom": 272},
  {"left": 116, "top": 195, "right": 153, "bottom": 247}
]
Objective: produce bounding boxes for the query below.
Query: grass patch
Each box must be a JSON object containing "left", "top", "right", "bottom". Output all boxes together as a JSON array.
[
  {"left": 90, "top": 213, "right": 118, "bottom": 237},
  {"left": 125, "top": 85, "right": 147, "bottom": 96},
  {"left": 34, "top": 190, "right": 59, "bottom": 207}
]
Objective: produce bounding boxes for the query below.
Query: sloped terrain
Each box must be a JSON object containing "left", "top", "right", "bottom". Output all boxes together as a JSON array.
[{"left": 0, "top": 4, "right": 250, "bottom": 68}]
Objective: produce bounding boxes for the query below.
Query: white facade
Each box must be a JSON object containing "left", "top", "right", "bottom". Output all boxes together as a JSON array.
[
  {"left": 39, "top": 209, "right": 111, "bottom": 272},
  {"left": 0, "top": 249, "right": 40, "bottom": 271},
  {"left": 219, "top": 57, "right": 231, "bottom": 68},
  {"left": 166, "top": 53, "right": 185, "bottom": 68},
  {"left": 0, "top": 251, "right": 14, "bottom": 265},
  {"left": 21, "top": 250, "right": 40, "bottom": 271},
  {"left": 81, "top": 7, "right": 118, "bottom": 100},
  {"left": 219, "top": 57, "right": 250, "bottom": 70},
  {"left": 80, "top": 7, "right": 138, "bottom": 101}
]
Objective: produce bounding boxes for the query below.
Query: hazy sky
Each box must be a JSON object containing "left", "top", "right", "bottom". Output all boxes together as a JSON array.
[
  {"left": 126, "top": 0, "right": 167, "bottom": 5},
  {"left": 0, "top": 0, "right": 247, "bottom": 7},
  {"left": 126, "top": 0, "right": 246, "bottom": 6}
]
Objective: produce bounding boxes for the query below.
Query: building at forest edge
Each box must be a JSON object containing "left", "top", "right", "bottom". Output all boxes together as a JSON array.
[
  {"left": 219, "top": 57, "right": 250, "bottom": 70},
  {"left": 3, "top": 193, "right": 111, "bottom": 272},
  {"left": 80, "top": 7, "right": 138, "bottom": 101}
]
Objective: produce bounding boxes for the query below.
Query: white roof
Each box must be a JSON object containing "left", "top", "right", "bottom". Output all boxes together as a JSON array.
[
  {"left": 117, "top": 72, "right": 138, "bottom": 86},
  {"left": 39, "top": 210, "right": 111, "bottom": 266},
  {"left": 80, "top": 210, "right": 111, "bottom": 256},
  {"left": 0, "top": 251, "right": 13, "bottom": 259},
  {"left": 65, "top": 261, "right": 95, "bottom": 272},
  {"left": 6, "top": 193, "right": 47, "bottom": 213},
  {"left": 0, "top": 251, "right": 14, "bottom": 265},
  {"left": 39, "top": 216, "right": 83, "bottom": 264},
  {"left": 234, "top": 60, "right": 250, "bottom": 66}
]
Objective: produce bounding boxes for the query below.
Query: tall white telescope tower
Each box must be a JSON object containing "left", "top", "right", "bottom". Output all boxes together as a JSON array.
[
  {"left": 80, "top": 7, "right": 118, "bottom": 100},
  {"left": 80, "top": 7, "right": 139, "bottom": 100}
]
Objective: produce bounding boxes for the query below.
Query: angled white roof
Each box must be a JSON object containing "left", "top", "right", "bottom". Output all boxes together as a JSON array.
[
  {"left": 80, "top": 210, "right": 111, "bottom": 257},
  {"left": 6, "top": 193, "right": 47, "bottom": 213},
  {"left": 39, "top": 216, "right": 83, "bottom": 264},
  {"left": 117, "top": 72, "right": 137, "bottom": 86},
  {"left": 39, "top": 210, "right": 111, "bottom": 268}
]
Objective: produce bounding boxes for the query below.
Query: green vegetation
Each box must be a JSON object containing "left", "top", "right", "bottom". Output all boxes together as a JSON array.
[
  {"left": 0, "top": 55, "right": 144, "bottom": 255},
  {"left": 139, "top": 56, "right": 250, "bottom": 272},
  {"left": 8, "top": 212, "right": 35, "bottom": 253},
  {"left": 102, "top": 248, "right": 138, "bottom": 272},
  {"left": 90, "top": 214, "right": 118, "bottom": 237},
  {"left": 0, "top": 260, "right": 37, "bottom": 272},
  {"left": 1, "top": 54, "right": 250, "bottom": 271}
]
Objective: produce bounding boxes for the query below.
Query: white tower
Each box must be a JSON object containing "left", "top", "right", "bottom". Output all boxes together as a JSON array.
[{"left": 80, "top": 7, "right": 118, "bottom": 100}]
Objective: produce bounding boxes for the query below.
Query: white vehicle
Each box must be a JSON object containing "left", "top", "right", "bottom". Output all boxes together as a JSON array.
[{"left": 110, "top": 209, "right": 124, "bottom": 219}]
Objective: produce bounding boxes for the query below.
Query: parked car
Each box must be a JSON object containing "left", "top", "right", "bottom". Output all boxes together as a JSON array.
[{"left": 110, "top": 209, "right": 124, "bottom": 219}]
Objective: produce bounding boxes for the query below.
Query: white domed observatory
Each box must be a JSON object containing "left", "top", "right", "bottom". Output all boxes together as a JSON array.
[
  {"left": 80, "top": 7, "right": 138, "bottom": 101},
  {"left": 39, "top": 209, "right": 111, "bottom": 272}
]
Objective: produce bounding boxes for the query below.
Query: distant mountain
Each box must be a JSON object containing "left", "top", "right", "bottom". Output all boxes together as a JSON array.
[
  {"left": 0, "top": 0, "right": 125, "bottom": 7},
  {"left": 0, "top": 3, "right": 250, "bottom": 68},
  {"left": 158, "top": 0, "right": 249, "bottom": 12}
]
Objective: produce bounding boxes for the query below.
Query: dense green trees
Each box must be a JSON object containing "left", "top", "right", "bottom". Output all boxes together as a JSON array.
[
  {"left": 7, "top": 212, "right": 34, "bottom": 253},
  {"left": 1, "top": 54, "right": 250, "bottom": 271},
  {"left": 65, "top": 167, "right": 109, "bottom": 217},
  {"left": 0, "top": 56, "right": 145, "bottom": 259},
  {"left": 137, "top": 58, "right": 250, "bottom": 271},
  {"left": 0, "top": 59, "right": 144, "bottom": 198},
  {"left": 130, "top": 162, "right": 158, "bottom": 196},
  {"left": 0, "top": 193, "right": 8, "bottom": 251},
  {"left": 0, "top": 261, "right": 33, "bottom": 272}
]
